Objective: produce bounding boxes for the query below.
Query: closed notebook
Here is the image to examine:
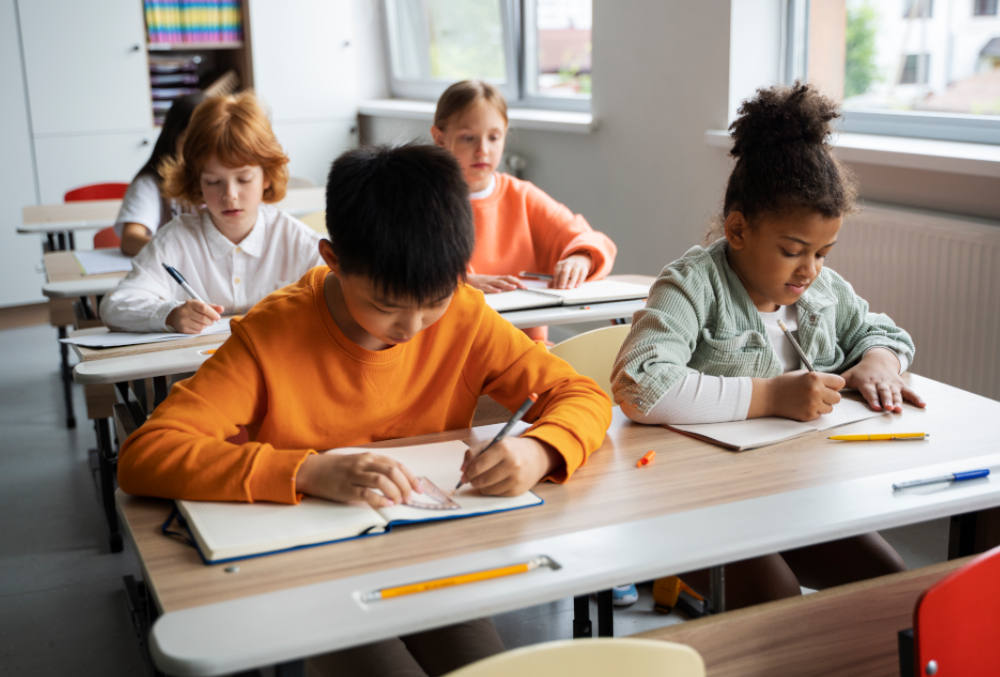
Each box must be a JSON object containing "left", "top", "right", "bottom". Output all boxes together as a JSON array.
[
  {"left": 484, "top": 279, "right": 649, "bottom": 313},
  {"left": 171, "top": 440, "right": 543, "bottom": 564},
  {"left": 668, "top": 396, "right": 887, "bottom": 451}
]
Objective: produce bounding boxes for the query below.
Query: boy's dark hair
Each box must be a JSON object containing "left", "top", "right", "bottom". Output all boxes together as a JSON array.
[
  {"left": 325, "top": 144, "right": 474, "bottom": 303},
  {"left": 136, "top": 92, "right": 205, "bottom": 182},
  {"left": 723, "top": 82, "right": 856, "bottom": 221}
]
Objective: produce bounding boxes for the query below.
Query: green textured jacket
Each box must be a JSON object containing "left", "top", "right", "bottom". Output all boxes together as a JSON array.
[{"left": 611, "top": 238, "right": 915, "bottom": 415}]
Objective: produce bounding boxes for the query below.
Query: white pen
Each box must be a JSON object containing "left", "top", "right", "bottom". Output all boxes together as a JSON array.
[{"left": 892, "top": 468, "right": 990, "bottom": 491}]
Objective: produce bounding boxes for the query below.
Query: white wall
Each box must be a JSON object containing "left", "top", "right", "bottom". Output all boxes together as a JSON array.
[
  {"left": 362, "top": 0, "right": 734, "bottom": 277},
  {"left": 0, "top": 0, "right": 44, "bottom": 306}
]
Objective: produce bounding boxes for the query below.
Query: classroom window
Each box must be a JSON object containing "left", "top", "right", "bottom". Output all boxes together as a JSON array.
[
  {"left": 382, "top": 0, "right": 592, "bottom": 110},
  {"left": 788, "top": 0, "right": 1000, "bottom": 144},
  {"left": 899, "top": 53, "right": 930, "bottom": 83},
  {"left": 903, "top": 0, "right": 933, "bottom": 18},
  {"left": 973, "top": 0, "right": 998, "bottom": 16}
]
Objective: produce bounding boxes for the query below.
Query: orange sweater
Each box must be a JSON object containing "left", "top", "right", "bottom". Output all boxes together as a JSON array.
[
  {"left": 118, "top": 267, "right": 613, "bottom": 503},
  {"left": 469, "top": 173, "right": 616, "bottom": 278}
]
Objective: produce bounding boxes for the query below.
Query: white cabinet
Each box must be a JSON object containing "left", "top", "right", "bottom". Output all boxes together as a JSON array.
[
  {"left": 273, "top": 119, "right": 357, "bottom": 187},
  {"left": 0, "top": 0, "right": 43, "bottom": 306},
  {"left": 19, "top": 0, "right": 151, "bottom": 135},
  {"left": 250, "top": 0, "right": 359, "bottom": 180},
  {"left": 33, "top": 130, "right": 157, "bottom": 204}
]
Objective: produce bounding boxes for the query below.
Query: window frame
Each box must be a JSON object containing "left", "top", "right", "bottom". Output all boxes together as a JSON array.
[
  {"left": 785, "top": 0, "right": 1000, "bottom": 145},
  {"left": 380, "top": 0, "right": 591, "bottom": 112}
]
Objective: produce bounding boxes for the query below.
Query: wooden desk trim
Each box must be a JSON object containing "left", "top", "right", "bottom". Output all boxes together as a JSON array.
[{"left": 634, "top": 557, "right": 970, "bottom": 677}]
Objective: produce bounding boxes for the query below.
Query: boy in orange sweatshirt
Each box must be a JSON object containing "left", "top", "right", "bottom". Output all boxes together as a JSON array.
[{"left": 118, "top": 143, "right": 612, "bottom": 676}]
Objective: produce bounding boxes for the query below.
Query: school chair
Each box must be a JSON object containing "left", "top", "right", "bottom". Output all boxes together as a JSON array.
[
  {"left": 442, "top": 638, "right": 705, "bottom": 677},
  {"left": 299, "top": 209, "right": 327, "bottom": 235},
  {"left": 910, "top": 544, "right": 1000, "bottom": 676},
  {"left": 64, "top": 181, "right": 129, "bottom": 250},
  {"left": 549, "top": 324, "right": 631, "bottom": 397}
]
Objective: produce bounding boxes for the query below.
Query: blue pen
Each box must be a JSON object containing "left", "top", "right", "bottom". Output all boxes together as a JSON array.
[
  {"left": 892, "top": 468, "right": 990, "bottom": 491},
  {"left": 162, "top": 263, "right": 207, "bottom": 303}
]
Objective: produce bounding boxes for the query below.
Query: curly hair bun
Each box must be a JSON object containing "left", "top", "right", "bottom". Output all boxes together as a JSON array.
[{"left": 729, "top": 82, "right": 839, "bottom": 158}]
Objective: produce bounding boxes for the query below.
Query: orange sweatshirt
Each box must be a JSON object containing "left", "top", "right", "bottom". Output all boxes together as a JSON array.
[
  {"left": 117, "top": 267, "right": 613, "bottom": 503},
  {"left": 469, "top": 173, "right": 616, "bottom": 279}
]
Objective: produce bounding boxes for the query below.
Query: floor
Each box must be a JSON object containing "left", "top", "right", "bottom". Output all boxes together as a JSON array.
[{"left": 0, "top": 321, "right": 951, "bottom": 676}]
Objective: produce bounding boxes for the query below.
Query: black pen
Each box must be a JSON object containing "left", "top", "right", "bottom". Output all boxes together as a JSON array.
[
  {"left": 454, "top": 392, "right": 539, "bottom": 491},
  {"left": 162, "top": 263, "right": 207, "bottom": 303}
]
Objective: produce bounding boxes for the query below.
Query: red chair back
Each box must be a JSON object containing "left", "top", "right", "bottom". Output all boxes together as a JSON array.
[
  {"left": 64, "top": 182, "right": 130, "bottom": 250},
  {"left": 64, "top": 182, "right": 129, "bottom": 202},
  {"left": 914, "top": 544, "right": 1000, "bottom": 676}
]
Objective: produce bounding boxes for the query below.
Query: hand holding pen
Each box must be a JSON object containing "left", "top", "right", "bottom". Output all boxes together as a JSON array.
[
  {"left": 455, "top": 393, "right": 560, "bottom": 496},
  {"left": 162, "top": 263, "right": 224, "bottom": 334}
]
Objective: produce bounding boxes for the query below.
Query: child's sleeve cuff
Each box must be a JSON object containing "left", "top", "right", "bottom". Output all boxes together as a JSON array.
[{"left": 248, "top": 448, "right": 316, "bottom": 504}]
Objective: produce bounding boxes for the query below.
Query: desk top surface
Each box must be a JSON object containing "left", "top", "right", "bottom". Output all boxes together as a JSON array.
[
  {"left": 121, "top": 374, "right": 1000, "bottom": 674},
  {"left": 19, "top": 186, "right": 325, "bottom": 233}
]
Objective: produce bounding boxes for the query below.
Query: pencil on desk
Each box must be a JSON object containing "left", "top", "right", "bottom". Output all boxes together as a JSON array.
[
  {"left": 776, "top": 319, "right": 814, "bottom": 372},
  {"left": 829, "top": 433, "right": 929, "bottom": 441},
  {"left": 361, "top": 555, "right": 558, "bottom": 602}
]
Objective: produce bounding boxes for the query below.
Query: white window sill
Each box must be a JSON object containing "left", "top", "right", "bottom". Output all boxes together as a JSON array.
[
  {"left": 704, "top": 129, "right": 1000, "bottom": 179},
  {"left": 359, "top": 99, "right": 595, "bottom": 134}
]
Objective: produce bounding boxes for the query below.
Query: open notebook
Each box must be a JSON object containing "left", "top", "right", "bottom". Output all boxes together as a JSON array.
[
  {"left": 171, "top": 440, "right": 543, "bottom": 564},
  {"left": 668, "top": 396, "right": 888, "bottom": 451},
  {"left": 484, "top": 279, "right": 649, "bottom": 313}
]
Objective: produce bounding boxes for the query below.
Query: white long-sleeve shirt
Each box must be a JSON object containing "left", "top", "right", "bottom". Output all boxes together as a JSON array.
[{"left": 100, "top": 205, "right": 323, "bottom": 332}]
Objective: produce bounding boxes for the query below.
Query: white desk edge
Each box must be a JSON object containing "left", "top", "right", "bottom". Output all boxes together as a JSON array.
[{"left": 146, "top": 450, "right": 1000, "bottom": 676}]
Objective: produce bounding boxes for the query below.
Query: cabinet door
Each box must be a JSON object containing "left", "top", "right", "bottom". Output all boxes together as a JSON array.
[
  {"left": 34, "top": 131, "right": 156, "bottom": 206},
  {"left": 273, "top": 119, "right": 358, "bottom": 188},
  {"left": 0, "top": 0, "right": 43, "bottom": 306},
  {"left": 19, "top": 0, "right": 151, "bottom": 134},
  {"left": 249, "top": 0, "right": 358, "bottom": 121}
]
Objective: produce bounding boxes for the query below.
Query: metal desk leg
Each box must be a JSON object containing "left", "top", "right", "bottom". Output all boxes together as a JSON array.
[
  {"left": 152, "top": 376, "right": 168, "bottom": 408},
  {"left": 572, "top": 595, "right": 592, "bottom": 637},
  {"left": 708, "top": 564, "right": 726, "bottom": 614},
  {"left": 596, "top": 589, "right": 614, "bottom": 636},
  {"left": 57, "top": 326, "right": 76, "bottom": 429},
  {"left": 275, "top": 661, "right": 305, "bottom": 676},
  {"left": 95, "top": 416, "right": 122, "bottom": 553}
]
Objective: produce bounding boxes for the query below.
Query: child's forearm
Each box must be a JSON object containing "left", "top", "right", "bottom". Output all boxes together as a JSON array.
[{"left": 748, "top": 377, "right": 777, "bottom": 418}]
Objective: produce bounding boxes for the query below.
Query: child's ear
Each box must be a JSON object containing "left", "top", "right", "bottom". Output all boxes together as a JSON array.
[
  {"left": 430, "top": 125, "right": 445, "bottom": 147},
  {"left": 724, "top": 211, "right": 749, "bottom": 250},
  {"left": 318, "top": 239, "right": 340, "bottom": 273}
]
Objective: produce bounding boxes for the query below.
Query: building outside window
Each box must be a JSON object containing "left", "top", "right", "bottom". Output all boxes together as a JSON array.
[
  {"left": 382, "top": 0, "right": 591, "bottom": 110},
  {"left": 795, "top": 0, "right": 1000, "bottom": 143}
]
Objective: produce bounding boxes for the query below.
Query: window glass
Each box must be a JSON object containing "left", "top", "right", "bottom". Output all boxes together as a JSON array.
[{"left": 531, "top": 0, "right": 592, "bottom": 98}]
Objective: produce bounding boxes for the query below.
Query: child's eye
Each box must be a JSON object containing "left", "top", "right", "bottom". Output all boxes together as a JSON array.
[
  {"left": 204, "top": 180, "right": 219, "bottom": 186},
  {"left": 780, "top": 249, "right": 800, "bottom": 258}
]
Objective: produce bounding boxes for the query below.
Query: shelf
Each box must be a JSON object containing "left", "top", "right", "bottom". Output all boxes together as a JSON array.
[{"left": 147, "top": 41, "right": 243, "bottom": 52}]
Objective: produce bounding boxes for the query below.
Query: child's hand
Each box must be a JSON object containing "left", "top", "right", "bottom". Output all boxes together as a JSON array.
[
  {"left": 295, "top": 451, "right": 421, "bottom": 508},
  {"left": 552, "top": 253, "right": 592, "bottom": 289},
  {"left": 468, "top": 274, "right": 525, "bottom": 293},
  {"left": 841, "top": 348, "right": 925, "bottom": 412},
  {"left": 754, "top": 371, "right": 846, "bottom": 421},
  {"left": 459, "top": 437, "right": 561, "bottom": 496},
  {"left": 166, "top": 300, "right": 224, "bottom": 334}
]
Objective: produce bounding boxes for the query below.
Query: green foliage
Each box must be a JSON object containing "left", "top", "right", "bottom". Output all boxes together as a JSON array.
[{"left": 845, "top": 2, "right": 880, "bottom": 98}]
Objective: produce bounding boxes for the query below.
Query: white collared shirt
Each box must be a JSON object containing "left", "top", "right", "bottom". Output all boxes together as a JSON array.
[{"left": 100, "top": 204, "right": 324, "bottom": 332}]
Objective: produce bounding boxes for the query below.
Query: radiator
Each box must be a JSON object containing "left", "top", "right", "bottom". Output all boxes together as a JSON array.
[{"left": 832, "top": 202, "right": 1000, "bottom": 401}]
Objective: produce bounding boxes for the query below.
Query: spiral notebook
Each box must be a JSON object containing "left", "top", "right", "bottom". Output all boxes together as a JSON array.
[{"left": 169, "top": 440, "right": 543, "bottom": 564}]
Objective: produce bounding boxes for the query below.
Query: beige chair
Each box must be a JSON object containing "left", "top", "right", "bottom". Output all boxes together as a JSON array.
[
  {"left": 443, "top": 638, "right": 705, "bottom": 677},
  {"left": 299, "top": 209, "right": 326, "bottom": 235},
  {"left": 549, "top": 324, "right": 631, "bottom": 397}
]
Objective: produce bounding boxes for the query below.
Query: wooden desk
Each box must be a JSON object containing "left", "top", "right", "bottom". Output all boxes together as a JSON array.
[
  {"left": 42, "top": 251, "right": 128, "bottom": 429},
  {"left": 117, "top": 375, "right": 1000, "bottom": 676},
  {"left": 18, "top": 186, "right": 325, "bottom": 252}
]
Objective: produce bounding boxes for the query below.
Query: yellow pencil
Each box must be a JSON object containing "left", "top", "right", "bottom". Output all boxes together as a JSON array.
[
  {"left": 361, "top": 555, "right": 557, "bottom": 602},
  {"left": 828, "top": 433, "right": 929, "bottom": 441}
]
